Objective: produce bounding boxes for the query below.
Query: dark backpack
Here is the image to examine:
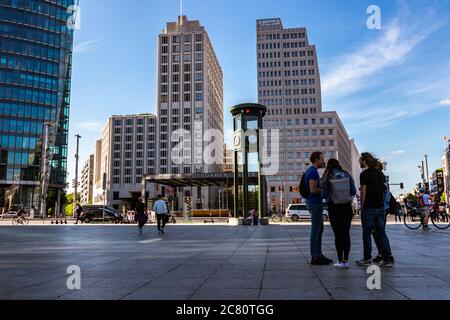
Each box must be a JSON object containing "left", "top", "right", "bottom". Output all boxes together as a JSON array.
[{"left": 299, "top": 172, "right": 308, "bottom": 199}]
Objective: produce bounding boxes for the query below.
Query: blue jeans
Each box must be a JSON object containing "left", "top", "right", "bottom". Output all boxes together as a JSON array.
[
  {"left": 361, "top": 208, "right": 390, "bottom": 260},
  {"left": 308, "top": 203, "right": 324, "bottom": 258}
]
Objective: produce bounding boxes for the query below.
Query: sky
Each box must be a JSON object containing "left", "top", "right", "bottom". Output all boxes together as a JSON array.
[{"left": 68, "top": 0, "right": 450, "bottom": 196}]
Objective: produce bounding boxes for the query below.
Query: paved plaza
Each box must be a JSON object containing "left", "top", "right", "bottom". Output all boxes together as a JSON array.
[{"left": 1, "top": 222, "right": 450, "bottom": 300}]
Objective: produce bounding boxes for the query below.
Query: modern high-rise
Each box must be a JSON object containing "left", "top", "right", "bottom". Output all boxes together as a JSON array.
[
  {"left": 80, "top": 154, "right": 94, "bottom": 205},
  {"left": 157, "top": 16, "right": 224, "bottom": 209},
  {"left": 256, "top": 18, "right": 352, "bottom": 209},
  {"left": 92, "top": 114, "right": 157, "bottom": 210},
  {"left": 0, "top": 0, "right": 77, "bottom": 213}
]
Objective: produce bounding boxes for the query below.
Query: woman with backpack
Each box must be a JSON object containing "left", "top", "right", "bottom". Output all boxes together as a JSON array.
[{"left": 322, "top": 159, "right": 357, "bottom": 268}]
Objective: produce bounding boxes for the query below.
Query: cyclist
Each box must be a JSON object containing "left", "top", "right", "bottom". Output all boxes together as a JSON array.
[
  {"left": 419, "top": 189, "right": 432, "bottom": 231},
  {"left": 16, "top": 207, "right": 26, "bottom": 224}
]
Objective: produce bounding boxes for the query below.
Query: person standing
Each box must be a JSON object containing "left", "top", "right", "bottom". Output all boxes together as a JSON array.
[
  {"left": 371, "top": 161, "right": 395, "bottom": 264},
  {"left": 321, "top": 159, "right": 357, "bottom": 269},
  {"left": 419, "top": 190, "right": 433, "bottom": 230},
  {"left": 304, "top": 151, "right": 333, "bottom": 265},
  {"left": 356, "top": 153, "right": 392, "bottom": 267},
  {"left": 153, "top": 195, "right": 168, "bottom": 235},
  {"left": 135, "top": 196, "right": 148, "bottom": 234}
]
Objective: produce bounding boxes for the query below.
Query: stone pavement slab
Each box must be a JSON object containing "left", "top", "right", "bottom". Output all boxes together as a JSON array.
[{"left": 0, "top": 224, "right": 449, "bottom": 300}]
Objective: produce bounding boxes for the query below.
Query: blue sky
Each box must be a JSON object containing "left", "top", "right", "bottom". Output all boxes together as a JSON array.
[{"left": 68, "top": 0, "right": 450, "bottom": 195}]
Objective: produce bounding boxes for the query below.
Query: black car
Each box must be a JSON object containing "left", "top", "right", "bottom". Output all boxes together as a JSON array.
[{"left": 81, "top": 205, "right": 120, "bottom": 223}]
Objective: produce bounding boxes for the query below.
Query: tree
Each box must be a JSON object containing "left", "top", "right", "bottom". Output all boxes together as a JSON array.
[
  {"left": 65, "top": 192, "right": 80, "bottom": 216},
  {"left": 45, "top": 189, "right": 69, "bottom": 216}
]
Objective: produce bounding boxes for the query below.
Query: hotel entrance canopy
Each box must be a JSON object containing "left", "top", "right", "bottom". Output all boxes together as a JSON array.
[{"left": 142, "top": 172, "right": 261, "bottom": 188}]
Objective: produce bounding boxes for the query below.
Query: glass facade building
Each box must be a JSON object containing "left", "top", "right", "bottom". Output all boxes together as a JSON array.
[{"left": 0, "top": 0, "right": 77, "bottom": 212}]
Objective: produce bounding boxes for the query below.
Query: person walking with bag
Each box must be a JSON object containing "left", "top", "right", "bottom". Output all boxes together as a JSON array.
[
  {"left": 135, "top": 196, "right": 148, "bottom": 234},
  {"left": 153, "top": 194, "right": 168, "bottom": 235},
  {"left": 321, "top": 159, "right": 357, "bottom": 269}
]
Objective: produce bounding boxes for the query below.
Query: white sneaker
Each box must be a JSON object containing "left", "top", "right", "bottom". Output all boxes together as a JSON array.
[
  {"left": 343, "top": 262, "right": 350, "bottom": 269},
  {"left": 333, "top": 262, "right": 346, "bottom": 269}
]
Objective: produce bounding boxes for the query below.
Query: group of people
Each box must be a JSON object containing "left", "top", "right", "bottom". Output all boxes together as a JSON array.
[
  {"left": 303, "top": 151, "right": 395, "bottom": 268},
  {"left": 134, "top": 195, "right": 170, "bottom": 235}
]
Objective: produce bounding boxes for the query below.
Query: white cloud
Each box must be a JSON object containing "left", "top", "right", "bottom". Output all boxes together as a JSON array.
[
  {"left": 391, "top": 150, "right": 404, "bottom": 155},
  {"left": 73, "top": 40, "right": 97, "bottom": 53},
  {"left": 75, "top": 122, "right": 103, "bottom": 132},
  {"left": 322, "top": 12, "right": 446, "bottom": 98},
  {"left": 440, "top": 99, "right": 450, "bottom": 106}
]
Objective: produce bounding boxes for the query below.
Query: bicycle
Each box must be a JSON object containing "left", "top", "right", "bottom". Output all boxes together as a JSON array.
[
  {"left": 270, "top": 212, "right": 292, "bottom": 223},
  {"left": 12, "top": 214, "right": 29, "bottom": 225},
  {"left": 403, "top": 204, "right": 450, "bottom": 230}
]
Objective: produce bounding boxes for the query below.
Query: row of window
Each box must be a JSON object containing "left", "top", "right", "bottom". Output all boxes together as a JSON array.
[
  {"left": 113, "top": 118, "right": 156, "bottom": 126},
  {"left": 0, "top": 54, "right": 59, "bottom": 76},
  {"left": 0, "top": 166, "right": 40, "bottom": 182},
  {"left": 258, "top": 50, "right": 314, "bottom": 60},
  {"left": 113, "top": 159, "right": 156, "bottom": 168},
  {"left": 0, "top": 38, "right": 61, "bottom": 62},
  {"left": 266, "top": 117, "right": 333, "bottom": 125},
  {"left": 1, "top": 0, "right": 75, "bottom": 22},
  {"left": 113, "top": 135, "right": 156, "bottom": 144},
  {"left": 259, "top": 79, "right": 316, "bottom": 87},
  {"left": 161, "top": 82, "right": 203, "bottom": 93},
  {"left": 0, "top": 69, "right": 58, "bottom": 91},
  {"left": 161, "top": 34, "right": 203, "bottom": 45},
  {"left": 260, "top": 88, "right": 316, "bottom": 97},
  {"left": 259, "top": 69, "right": 316, "bottom": 78},
  {"left": 0, "top": 134, "right": 38, "bottom": 150},
  {"left": 0, "top": 85, "right": 58, "bottom": 106},
  {"left": 113, "top": 151, "right": 156, "bottom": 160},
  {"left": 113, "top": 127, "right": 156, "bottom": 135},
  {"left": 263, "top": 128, "right": 334, "bottom": 137},
  {"left": 0, "top": 151, "right": 35, "bottom": 165},
  {"left": 257, "top": 32, "right": 306, "bottom": 41},
  {"left": 259, "top": 60, "right": 315, "bottom": 69},
  {"left": 0, "top": 118, "right": 44, "bottom": 134},
  {"left": 160, "top": 63, "right": 202, "bottom": 73},
  {"left": 0, "top": 102, "right": 56, "bottom": 120},
  {"left": 160, "top": 93, "right": 203, "bottom": 103},
  {"left": 161, "top": 44, "right": 203, "bottom": 54},
  {"left": 161, "top": 73, "right": 203, "bottom": 83},
  {"left": 1, "top": 22, "right": 62, "bottom": 47},
  {"left": 261, "top": 98, "right": 317, "bottom": 107},
  {"left": 258, "top": 41, "right": 309, "bottom": 51}
]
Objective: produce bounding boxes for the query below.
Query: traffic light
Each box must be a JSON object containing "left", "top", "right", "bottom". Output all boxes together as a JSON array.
[{"left": 400, "top": 183, "right": 404, "bottom": 189}]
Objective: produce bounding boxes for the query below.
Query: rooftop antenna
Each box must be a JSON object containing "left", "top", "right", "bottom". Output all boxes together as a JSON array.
[{"left": 180, "top": 0, "right": 183, "bottom": 17}]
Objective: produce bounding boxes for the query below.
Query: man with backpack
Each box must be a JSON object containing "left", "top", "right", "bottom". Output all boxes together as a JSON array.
[{"left": 300, "top": 151, "right": 333, "bottom": 265}]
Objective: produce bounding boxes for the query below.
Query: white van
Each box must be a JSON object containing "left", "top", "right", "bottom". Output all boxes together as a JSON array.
[{"left": 285, "top": 204, "right": 329, "bottom": 222}]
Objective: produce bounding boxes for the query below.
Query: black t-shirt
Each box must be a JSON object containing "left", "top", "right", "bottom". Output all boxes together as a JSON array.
[
  {"left": 135, "top": 201, "right": 146, "bottom": 215},
  {"left": 360, "top": 168, "right": 387, "bottom": 209}
]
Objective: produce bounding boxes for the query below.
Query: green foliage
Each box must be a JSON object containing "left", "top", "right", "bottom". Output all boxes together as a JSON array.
[
  {"left": 64, "top": 192, "right": 80, "bottom": 216},
  {"left": 441, "top": 192, "right": 447, "bottom": 204},
  {"left": 406, "top": 193, "right": 419, "bottom": 203}
]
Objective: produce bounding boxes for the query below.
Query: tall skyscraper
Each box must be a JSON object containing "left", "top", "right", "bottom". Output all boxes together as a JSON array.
[
  {"left": 256, "top": 18, "right": 352, "bottom": 209},
  {"left": 0, "top": 0, "right": 77, "bottom": 212},
  {"left": 157, "top": 16, "right": 223, "bottom": 209}
]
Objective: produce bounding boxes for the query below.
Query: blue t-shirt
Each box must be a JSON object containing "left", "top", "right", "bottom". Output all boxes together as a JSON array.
[{"left": 305, "top": 166, "right": 322, "bottom": 205}]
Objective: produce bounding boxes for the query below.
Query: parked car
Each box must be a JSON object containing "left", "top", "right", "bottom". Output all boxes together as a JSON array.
[
  {"left": 285, "top": 204, "right": 329, "bottom": 222},
  {"left": 81, "top": 205, "right": 120, "bottom": 223}
]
